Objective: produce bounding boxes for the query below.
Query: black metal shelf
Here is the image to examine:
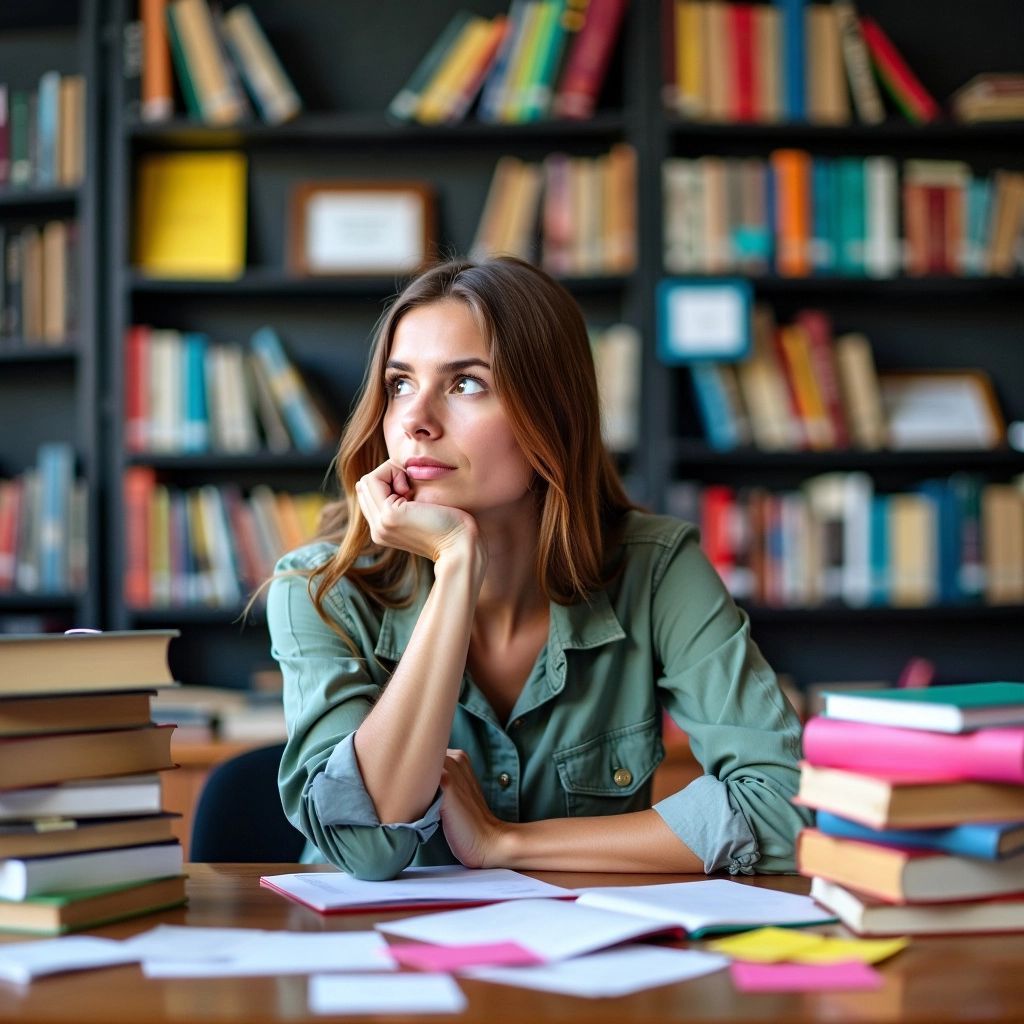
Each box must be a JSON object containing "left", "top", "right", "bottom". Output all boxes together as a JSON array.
[
  {"left": 660, "top": 274, "right": 1024, "bottom": 295},
  {"left": 0, "top": 592, "right": 82, "bottom": 611},
  {"left": 128, "top": 605, "right": 263, "bottom": 627},
  {"left": 124, "top": 451, "right": 336, "bottom": 473},
  {"left": 127, "top": 111, "right": 630, "bottom": 149},
  {"left": 744, "top": 602, "right": 1024, "bottom": 623},
  {"left": 0, "top": 341, "right": 79, "bottom": 363},
  {"left": 0, "top": 187, "right": 78, "bottom": 210}
]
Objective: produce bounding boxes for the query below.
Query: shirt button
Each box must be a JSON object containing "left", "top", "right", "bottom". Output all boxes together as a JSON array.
[
  {"left": 511, "top": 719, "right": 522, "bottom": 729},
  {"left": 498, "top": 772, "right": 512, "bottom": 788},
  {"left": 613, "top": 767, "right": 632, "bottom": 788}
]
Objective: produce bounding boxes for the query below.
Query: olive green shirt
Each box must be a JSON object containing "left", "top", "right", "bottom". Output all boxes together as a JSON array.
[{"left": 269, "top": 511, "right": 810, "bottom": 880}]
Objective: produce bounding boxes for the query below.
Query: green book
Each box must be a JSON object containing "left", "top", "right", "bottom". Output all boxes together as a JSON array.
[
  {"left": 388, "top": 10, "right": 473, "bottom": 122},
  {"left": 0, "top": 875, "right": 187, "bottom": 936},
  {"left": 823, "top": 682, "right": 1024, "bottom": 733}
]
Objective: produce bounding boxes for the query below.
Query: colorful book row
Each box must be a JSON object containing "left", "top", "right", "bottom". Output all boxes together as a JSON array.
[
  {"left": 123, "top": 470, "right": 327, "bottom": 610},
  {"left": 663, "top": 153, "right": 1024, "bottom": 278},
  {"left": 124, "top": 325, "right": 337, "bottom": 456},
  {"left": 666, "top": 472, "right": 1024, "bottom": 609},
  {"left": 471, "top": 145, "right": 637, "bottom": 277},
  {"left": 0, "top": 221, "right": 80, "bottom": 345},
  {"left": 0, "top": 75, "right": 86, "bottom": 190},
  {"left": 0, "top": 443, "right": 87, "bottom": 596},
  {"left": 390, "top": 0, "right": 628, "bottom": 125}
]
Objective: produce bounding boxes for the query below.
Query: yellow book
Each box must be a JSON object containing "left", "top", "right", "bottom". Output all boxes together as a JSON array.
[
  {"left": 134, "top": 151, "right": 247, "bottom": 279},
  {"left": 779, "top": 324, "right": 834, "bottom": 450},
  {"left": 416, "top": 16, "right": 490, "bottom": 125},
  {"left": 675, "top": 1, "right": 706, "bottom": 118}
]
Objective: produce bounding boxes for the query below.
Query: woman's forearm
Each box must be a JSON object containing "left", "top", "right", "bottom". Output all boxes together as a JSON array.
[
  {"left": 353, "top": 551, "right": 482, "bottom": 823},
  {"left": 493, "top": 809, "right": 704, "bottom": 873}
]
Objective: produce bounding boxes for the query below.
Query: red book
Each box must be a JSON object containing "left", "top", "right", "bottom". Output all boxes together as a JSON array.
[
  {"left": 925, "top": 185, "right": 946, "bottom": 274},
  {"left": 0, "top": 478, "right": 21, "bottom": 590},
  {"left": 124, "top": 325, "right": 149, "bottom": 453},
  {"left": 859, "top": 17, "right": 940, "bottom": 124},
  {"left": 804, "top": 716, "right": 1024, "bottom": 785},
  {"left": 730, "top": 4, "right": 755, "bottom": 123},
  {"left": 123, "top": 466, "right": 156, "bottom": 608},
  {"left": 700, "top": 485, "right": 736, "bottom": 592},
  {"left": 660, "top": 0, "right": 677, "bottom": 111},
  {"left": 552, "top": 0, "right": 629, "bottom": 120},
  {"left": 795, "top": 310, "right": 851, "bottom": 448}
]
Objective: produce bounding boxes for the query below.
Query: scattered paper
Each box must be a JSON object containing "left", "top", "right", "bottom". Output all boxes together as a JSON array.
[
  {"left": 0, "top": 936, "right": 138, "bottom": 985},
  {"left": 708, "top": 928, "right": 908, "bottom": 965},
  {"left": 465, "top": 945, "right": 728, "bottom": 998},
  {"left": 390, "top": 941, "right": 542, "bottom": 971},
  {"left": 142, "top": 931, "right": 395, "bottom": 977},
  {"left": 122, "top": 925, "right": 266, "bottom": 962},
  {"left": 309, "top": 973, "right": 467, "bottom": 1015},
  {"left": 378, "top": 898, "right": 678, "bottom": 962},
  {"left": 730, "top": 960, "right": 884, "bottom": 992},
  {"left": 262, "top": 865, "right": 573, "bottom": 913}
]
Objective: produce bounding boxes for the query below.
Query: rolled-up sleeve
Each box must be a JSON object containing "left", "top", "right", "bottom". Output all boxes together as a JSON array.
[
  {"left": 650, "top": 530, "right": 812, "bottom": 874},
  {"left": 268, "top": 559, "right": 439, "bottom": 880}
]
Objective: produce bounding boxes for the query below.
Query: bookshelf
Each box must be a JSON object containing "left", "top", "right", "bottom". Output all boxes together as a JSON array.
[
  {"left": 0, "top": 0, "right": 102, "bottom": 632},
  {"left": 96, "top": 0, "right": 1023, "bottom": 695}
]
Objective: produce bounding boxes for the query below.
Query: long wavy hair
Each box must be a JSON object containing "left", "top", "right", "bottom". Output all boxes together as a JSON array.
[{"left": 303, "top": 256, "right": 638, "bottom": 627}]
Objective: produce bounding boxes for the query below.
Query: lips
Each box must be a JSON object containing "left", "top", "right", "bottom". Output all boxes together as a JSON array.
[{"left": 405, "top": 458, "right": 455, "bottom": 481}]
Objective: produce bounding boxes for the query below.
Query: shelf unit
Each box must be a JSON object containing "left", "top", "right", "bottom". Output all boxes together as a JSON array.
[
  {"left": 0, "top": 0, "right": 103, "bottom": 632},
  {"left": 96, "top": 0, "right": 1024, "bottom": 692}
]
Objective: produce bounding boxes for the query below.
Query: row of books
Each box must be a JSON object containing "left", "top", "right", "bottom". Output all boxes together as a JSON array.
[
  {"left": 123, "top": 471, "right": 327, "bottom": 610},
  {"left": 0, "top": 221, "right": 79, "bottom": 345},
  {"left": 663, "top": 1, "right": 939, "bottom": 126},
  {"left": 471, "top": 146, "right": 637, "bottom": 277},
  {"left": 125, "top": 325, "right": 337, "bottom": 455},
  {"left": 390, "top": 0, "right": 627, "bottom": 125},
  {"left": 667, "top": 473, "right": 1024, "bottom": 609},
  {"left": 128, "top": 0, "right": 302, "bottom": 126},
  {"left": 0, "top": 75, "right": 86, "bottom": 190},
  {"left": 0, "top": 444, "right": 87, "bottom": 597},
  {"left": 663, "top": 154, "right": 1024, "bottom": 279},
  {"left": 797, "top": 682, "right": 1024, "bottom": 935},
  {"left": 0, "top": 630, "right": 185, "bottom": 935}
]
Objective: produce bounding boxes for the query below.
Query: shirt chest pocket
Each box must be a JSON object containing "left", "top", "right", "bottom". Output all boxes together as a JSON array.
[{"left": 552, "top": 716, "right": 665, "bottom": 818}]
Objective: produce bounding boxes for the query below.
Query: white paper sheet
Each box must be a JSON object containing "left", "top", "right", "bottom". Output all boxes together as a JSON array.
[
  {"left": 0, "top": 936, "right": 138, "bottom": 985},
  {"left": 377, "top": 898, "right": 677, "bottom": 962},
  {"left": 464, "top": 946, "right": 729, "bottom": 997},
  {"left": 309, "top": 973, "right": 467, "bottom": 1015},
  {"left": 141, "top": 931, "right": 396, "bottom": 977},
  {"left": 261, "top": 865, "right": 573, "bottom": 912},
  {"left": 122, "top": 925, "right": 267, "bottom": 962},
  {"left": 574, "top": 879, "right": 835, "bottom": 935}
]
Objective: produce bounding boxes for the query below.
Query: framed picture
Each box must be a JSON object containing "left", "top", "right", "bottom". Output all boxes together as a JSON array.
[
  {"left": 288, "top": 181, "right": 436, "bottom": 276},
  {"left": 656, "top": 278, "right": 753, "bottom": 364},
  {"left": 879, "top": 370, "right": 1006, "bottom": 450}
]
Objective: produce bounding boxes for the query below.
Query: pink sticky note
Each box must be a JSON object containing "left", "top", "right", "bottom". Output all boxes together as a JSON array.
[
  {"left": 731, "top": 961, "right": 883, "bottom": 993},
  {"left": 389, "top": 941, "right": 544, "bottom": 971}
]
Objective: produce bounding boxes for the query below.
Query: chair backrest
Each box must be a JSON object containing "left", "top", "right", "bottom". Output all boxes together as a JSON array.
[{"left": 190, "top": 742, "right": 306, "bottom": 862}]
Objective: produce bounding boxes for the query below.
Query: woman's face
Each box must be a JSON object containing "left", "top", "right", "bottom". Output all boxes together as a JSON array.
[{"left": 382, "top": 300, "right": 535, "bottom": 516}]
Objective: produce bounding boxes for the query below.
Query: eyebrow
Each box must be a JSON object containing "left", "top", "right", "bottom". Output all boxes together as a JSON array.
[{"left": 385, "top": 357, "right": 491, "bottom": 374}]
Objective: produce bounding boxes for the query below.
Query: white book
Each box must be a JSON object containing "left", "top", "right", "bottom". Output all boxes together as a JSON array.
[
  {"left": 0, "top": 841, "right": 182, "bottom": 900},
  {"left": 864, "top": 156, "right": 900, "bottom": 278},
  {"left": 0, "top": 775, "right": 163, "bottom": 822}
]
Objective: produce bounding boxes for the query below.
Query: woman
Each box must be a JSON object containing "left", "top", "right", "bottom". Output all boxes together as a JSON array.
[{"left": 269, "top": 256, "right": 809, "bottom": 881}]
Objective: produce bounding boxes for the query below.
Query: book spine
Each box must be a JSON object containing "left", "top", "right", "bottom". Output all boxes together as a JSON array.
[
  {"left": 552, "top": 0, "right": 628, "bottom": 120},
  {"left": 165, "top": 6, "right": 202, "bottom": 119},
  {"left": 389, "top": 10, "right": 473, "bottom": 122},
  {"left": 833, "top": 1, "right": 884, "bottom": 125},
  {"left": 37, "top": 442, "right": 72, "bottom": 593},
  {"left": 35, "top": 71, "right": 60, "bottom": 188},
  {"left": 804, "top": 715, "right": 1024, "bottom": 784},
  {"left": 141, "top": 0, "right": 175, "bottom": 122},
  {"left": 249, "top": 327, "right": 321, "bottom": 452},
  {"left": 773, "top": 0, "right": 804, "bottom": 120},
  {"left": 815, "top": 811, "right": 1004, "bottom": 860},
  {"left": 859, "top": 16, "right": 940, "bottom": 124}
]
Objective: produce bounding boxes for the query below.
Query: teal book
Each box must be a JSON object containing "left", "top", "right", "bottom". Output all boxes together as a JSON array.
[
  {"left": 816, "top": 811, "right": 1024, "bottom": 861},
  {"left": 836, "top": 157, "right": 865, "bottom": 275},
  {"left": 823, "top": 682, "right": 1024, "bottom": 733}
]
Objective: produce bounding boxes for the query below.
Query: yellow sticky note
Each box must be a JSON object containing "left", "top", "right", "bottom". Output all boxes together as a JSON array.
[
  {"left": 795, "top": 936, "right": 909, "bottom": 965},
  {"left": 706, "top": 927, "right": 825, "bottom": 963}
]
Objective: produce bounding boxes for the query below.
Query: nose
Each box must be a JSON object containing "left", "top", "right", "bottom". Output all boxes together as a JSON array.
[{"left": 401, "top": 388, "right": 442, "bottom": 439}]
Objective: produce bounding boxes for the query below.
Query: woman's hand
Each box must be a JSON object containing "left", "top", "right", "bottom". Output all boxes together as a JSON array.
[
  {"left": 440, "top": 749, "right": 509, "bottom": 869},
  {"left": 355, "top": 460, "right": 484, "bottom": 569}
]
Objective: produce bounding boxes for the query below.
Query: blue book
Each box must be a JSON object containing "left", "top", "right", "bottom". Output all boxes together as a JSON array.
[
  {"left": 773, "top": 0, "right": 805, "bottom": 121},
  {"left": 868, "top": 493, "right": 889, "bottom": 605},
  {"left": 249, "top": 326, "right": 324, "bottom": 453},
  {"left": 836, "top": 158, "right": 865, "bottom": 275},
  {"left": 35, "top": 71, "right": 60, "bottom": 187},
  {"left": 478, "top": 0, "right": 529, "bottom": 123},
  {"left": 965, "top": 176, "right": 993, "bottom": 276},
  {"left": 690, "top": 364, "right": 739, "bottom": 451},
  {"left": 810, "top": 158, "right": 834, "bottom": 273},
  {"left": 36, "top": 442, "right": 73, "bottom": 593},
  {"left": 183, "top": 333, "right": 210, "bottom": 453},
  {"left": 918, "top": 478, "right": 960, "bottom": 604},
  {"left": 816, "top": 811, "right": 1024, "bottom": 861}
]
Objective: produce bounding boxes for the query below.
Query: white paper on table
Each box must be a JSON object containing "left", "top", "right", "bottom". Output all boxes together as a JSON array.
[
  {"left": 574, "top": 879, "right": 835, "bottom": 935},
  {"left": 309, "top": 973, "right": 467, "bottom": 1015},
  {"left": 122, "top": 925, "right": 268, "bottom": 962},
  {"left": 261, "top": 865, "right": 573, "bottom": 912},
  {"left": 142, "top": 931, "right": 396, "bottom": 977},
  {"left": 464, "top": 945, "right": 729, "bottom": 998},
  {"left": 377, "top": 898, "right": 678, "bottom": 962},
  {"left": 0, "top": 936, "right": 139, "bottom": 985}
]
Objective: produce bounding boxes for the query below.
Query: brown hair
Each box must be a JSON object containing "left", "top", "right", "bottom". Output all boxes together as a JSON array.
[{"left": 304, "top": 256, "right": 637, "bottom": 624}]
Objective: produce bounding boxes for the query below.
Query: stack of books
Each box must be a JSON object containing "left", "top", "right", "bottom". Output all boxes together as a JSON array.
[
  {"left": 796, "top": 682, "right": 1024, "bottom": 936},
  {"left": 0, "top": 630, "right": 187, "bottom": 936}
]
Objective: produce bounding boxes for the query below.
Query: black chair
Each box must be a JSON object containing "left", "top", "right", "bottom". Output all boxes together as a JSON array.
[{"left": 190, "top": 742, "right": 306, "bottom": 862}]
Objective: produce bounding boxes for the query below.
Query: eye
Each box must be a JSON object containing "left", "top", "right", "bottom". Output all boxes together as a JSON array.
[
  {"left": 385, "top": 375, "right": 413, "bottom": 398},
  {"left": 453, "top": 375, "right": 487, "bottom": 395}
]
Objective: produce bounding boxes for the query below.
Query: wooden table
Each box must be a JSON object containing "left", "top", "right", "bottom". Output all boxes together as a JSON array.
[{"left": 1, "top": 864, "right": 1022, "bottom": 1023}]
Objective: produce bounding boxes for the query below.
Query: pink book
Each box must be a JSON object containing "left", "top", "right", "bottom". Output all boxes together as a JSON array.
[{"left": 803, "top": 715, "right": 1024, "bottom": 785}]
